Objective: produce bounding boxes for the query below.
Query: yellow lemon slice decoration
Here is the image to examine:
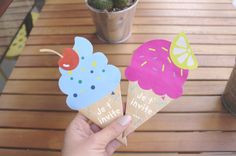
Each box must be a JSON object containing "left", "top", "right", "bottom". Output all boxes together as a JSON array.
[{"left": 170, "top": 32, "right": 198, "bottom": 70}]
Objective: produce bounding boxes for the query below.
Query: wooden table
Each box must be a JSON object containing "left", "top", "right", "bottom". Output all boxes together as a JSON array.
[{"left": 1, "top": 0, "right": 236, "bottom": 155}]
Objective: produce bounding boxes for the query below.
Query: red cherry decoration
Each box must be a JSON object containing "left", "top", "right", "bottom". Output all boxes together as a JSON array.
[{"left": 58, "top": 48, "right": 79, "bottom": 70}]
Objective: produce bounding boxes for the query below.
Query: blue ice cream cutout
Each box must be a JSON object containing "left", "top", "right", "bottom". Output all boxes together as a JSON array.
[{"left": 59, "top": 37, "right": 121, "bottom": 110}]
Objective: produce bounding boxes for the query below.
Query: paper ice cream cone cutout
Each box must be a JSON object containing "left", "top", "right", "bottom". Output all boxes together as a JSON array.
[
  {"left": 40, "top": 37, "right": 126, "bottom": 144},
  {"left": 80, "top": 85, "right": 126, "bottom": 144},
  {"left": 125, "top": 32, "right": 198, "bottom": 136},
  {"left": 125, "top": 82, "right": 173, "bottom": 136}
]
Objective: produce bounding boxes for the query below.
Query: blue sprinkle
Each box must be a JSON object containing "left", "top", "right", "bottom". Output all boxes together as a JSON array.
[
  {"left": 102, "top": 69, "right": 105, "bottom": 72},
  {"left": 91, "top": 85, "right": 95, "bottom": 90},
  {"left": 70, "top": 77, "right": 73, "bottom": 80},
  {"left": 90, "top": 70, "right": 94, "bottom": 73},
  {"left": 81, "top": 56, "right": 85, "bottom": 60},
  {"left": 111, "top": 91, "right": 115, "bottom": 95},
  {"left": 73, "top": 93, "right": 78, "bottom": 97}
]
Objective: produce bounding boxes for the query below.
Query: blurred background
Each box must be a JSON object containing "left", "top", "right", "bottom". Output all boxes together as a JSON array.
[{"left": 0, "top": 0, "right": 44, "bottom": 93}]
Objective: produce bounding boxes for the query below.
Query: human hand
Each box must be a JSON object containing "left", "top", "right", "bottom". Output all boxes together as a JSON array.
[{"left": 62, "top": 113, "right": 132, "bottom": 156}]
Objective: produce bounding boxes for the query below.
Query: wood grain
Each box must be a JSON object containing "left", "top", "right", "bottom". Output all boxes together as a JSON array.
[
  {"left": 0, "top": 95, "right": 225, "bottom": 113},
  {"left": 42, "top": 3, "right": 235, "bottom": 11},
  {"left": 0, "top": 13, "right": 26, "bottom": 21},
  {"left": 0, "top": 47, "right": 7, "bottom": 57},
  {"left": 0, "top": 129, "right": 236, "bottom": 152},
  {"left": 26, "top": 34, "right": 236, "bottom": 45},
  {"left": 0, "top": 150, "right": 234, "bottom": 156},
  {"left": 15, "top": 55, "right": 236, "bottom": 67},
  {"left": 0, "top": 20, "right": 22, "bottom": 29},
  {"left": 38, "top": 10, "right": 236, "bottom": 19},
  {"left": 45, "top": 0, "right": 230, "bottom": 4},
  {"left": 9, "top": 0, "right": 34, "bottom": 8},
  {"left": 5, "top": 7, "right": 32, "bottom": 14},
  {"left": 9, "top": 67, "right": 232, "bottom": 80},
  {"left": 0, "top": 28, "right": 19, "bottom": 37},
  {"left": 0, "top": 37, "right": 12, "bottom": 46},
  {"left": 0, "top": 149, "right": 184, "bottom": 156},
  {"left": 1, "top": 111, "right": 235, "bottom": 131},
  {"left": 35, "top": 17, "right": 236, "bottom": 27},
  {"left": 30, "top": 25, "right": 236, "bottom": 35},
  {"left": 22, "top": 44, "right": 236, "bottom": 56},
  {"left": 2, "top": 80, "right": 226, "bottom": 96},
  {"left": 0, "top": 149, "right": 60, "bottom": 156}
]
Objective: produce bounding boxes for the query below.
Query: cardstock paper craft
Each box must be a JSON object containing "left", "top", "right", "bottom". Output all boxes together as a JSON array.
[
  {"left": 40, "top": 37, "right": 127, "bottom": 145},
  {"left": 124, "top": 32, "right": 198, "bottom": 136}
]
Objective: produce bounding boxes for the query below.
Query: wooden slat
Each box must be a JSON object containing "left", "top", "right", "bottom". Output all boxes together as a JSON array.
[
  {"left": 0, "top": 150, "right": 234, "bottom": 156},
  {"left": 45, "top": 0, "right": 231, "bottom": 4},
  {"left": 9, "top": 0, "right": 34, "bottom": 8},
  {"left": 1, "top": 111, "right": 236, "bottom": 131},
  {"left": 124, "top": 132, "right": 236, "bottom": 152},
  {"left": 0, "top": 28, "right": 19, "bottom": 37},
  {"left": 30, "top": 25, "right": 236, "bottom": 35},
  {"left": 2, "top": 80, "right": 226, "bottom": 96},
  {"left": 0, "top": 47, "right": 7, "bottom": 57},
  {"left": 0, "top": 149, "right": 182, "bottom": 156},
  {"left": 0, "top": 20, "right": 22, "bottom": 29},
  {"left": 15, "top": 55, "right": 236, "bottom": 67},
  {"left": 9, "top": 67, "right": 232, "bottom": 80},
  {"left": 38, "top": 10, "right": 236, "bottom": 19},
  {"left": 0, "top": 111, "right": 73, "bottom": 130},
  {"left": 0, "top": 47, "right": 7, "bottom": 52},
  {"left": 0, "top": 95, "right": 225, "bottom": 113},
  {"left": 42, "top": 3, "right": 235, "bottom": 11},
  {"left": 34, "top": 17, "right": 236, "bottom": 27},
  {"left": 0, "top": 95, "right": 69, "bottom": 111},
  {"left": 0, "top": 149, "right": 59, "bottom": 156},
  {"left": 26, "top": 34, "right": 236, "bottom": 45},
  {"left": 0, "top": 13, "right": 26, "bottom": 21},
  {"left": 22, "top": 44, "right": 236, "bottom": 56},
  {"left": 5, "top": 6, "right": 33, "bottom": 14},
  {"left": 0, "top": 37, "right": 12, "bottom": 46},
  {"left": 0, "top": 129, "right": 236, "bottom": 152},
  {"left": 0, "top": 129, "right": 63, "bottom": 150}
]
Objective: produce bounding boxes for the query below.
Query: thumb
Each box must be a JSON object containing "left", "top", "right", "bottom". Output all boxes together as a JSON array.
[{"left": 95, "top": 115, "right": 131, "bottom": 145}]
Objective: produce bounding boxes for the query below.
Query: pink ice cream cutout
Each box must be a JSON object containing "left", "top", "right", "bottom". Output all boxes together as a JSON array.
[{"left": 125, "top": 39, "right": 189, "bottom": 99}]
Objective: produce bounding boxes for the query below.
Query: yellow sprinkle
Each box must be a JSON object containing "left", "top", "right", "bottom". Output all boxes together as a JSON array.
[
  {"left": 180, "top": 69, "right": 183, "bottom": 76},
  {"left": 141, "top": 61, "right": 148, "bottom": 67},
  {"left": 68, "top": 71, "right": 72, "bottom": 75},
  {"left": 162, "top": 64, "right": 165, "bottom": 72},
  {"left": 148, "top": 48, "right": 156, "bottom": 52},
  {"left": 81, "top": 67, "right": 86, "bottom": 72},
  {"left": 92, "top": 61, "right": 97, "bottom": 67},
  {"left": 96, "top": 77, "right": 101, "bottom": 80},
  {"left": 162, "top": 47, "right": 168, "bottom": 52},
  {"left": 168, "top": 57, "right": 171, "bottom": 63}
]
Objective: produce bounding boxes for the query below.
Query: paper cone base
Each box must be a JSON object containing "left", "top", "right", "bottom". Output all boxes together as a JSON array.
[
  {"left": 80, "top": 85, "right": 127, "bottom": 145},
  {"left": 124, "top": 82, "right": 173, "bottom": 136}
]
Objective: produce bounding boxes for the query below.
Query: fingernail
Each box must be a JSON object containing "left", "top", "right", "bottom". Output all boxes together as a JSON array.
[{"left": 118, "top": 115, "right": 132, "bottom": 126}]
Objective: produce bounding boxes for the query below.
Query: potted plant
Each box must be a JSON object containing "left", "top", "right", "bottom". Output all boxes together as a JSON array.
[{"left": 86, "top": 0, "right": 139, "bottom": 43}]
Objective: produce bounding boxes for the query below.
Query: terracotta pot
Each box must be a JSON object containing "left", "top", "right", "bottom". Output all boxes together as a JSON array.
[{"left": 85, "top": 0, "right": 138, "bottom": 43}]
